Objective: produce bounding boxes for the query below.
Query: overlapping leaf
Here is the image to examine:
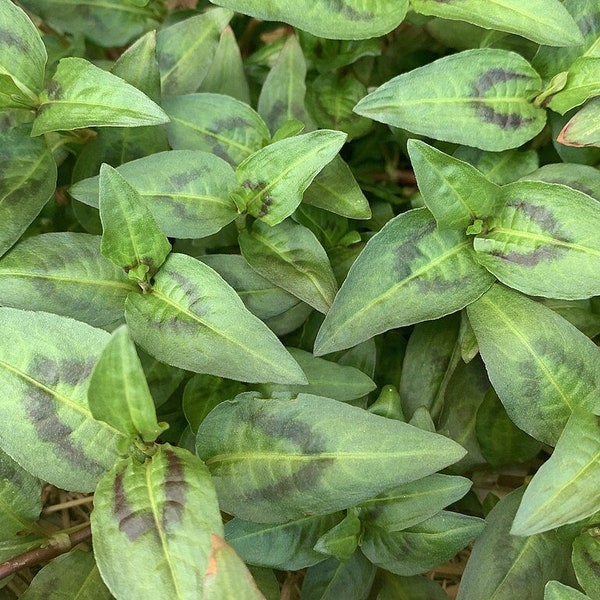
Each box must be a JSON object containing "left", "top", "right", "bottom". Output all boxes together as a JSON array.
[
  {"left": 548, "top": 58, "right": 600, "bottom": 114},
  {"left": 354, "top": 49, "right": 545, "bottom": 151},
  {"left": 124, "top": 253, "right": 307, "bottom": 384},
  {"left": 572, "top": 532, "right": 600, "bottom": 600},
  {"left": 467, "top": 285, "right": 600, "bottom": 445},
  {"left": 314, "top": 208, "right": 495, "bottom": 355},
  {"left": 519, "top": 163, "right": 600, "bottom": 200},
  {"left": 195, "top": 392, "right": 466, "bottom": 523},
  {"left": 313, "top": 511, "right": 361, "bottom": 561},
  {"left": 70, "top": 150, "right": 238, "bottom": 239},
  {"left": 92, "top": 445, "right": 223, "bottom": 600},
  {"left": 0, "top": 307, "right": 125, "bottom": 491},
  {"left": 558, "top": 98, "right": 600, "bottom": 147},
  {"left": 0, "top": 233, "right": 136, "bottom": 326},
  {"left": 545, "top": 582, "right": 591, "bottom": 600},
  {"left": 474, "top": 181, "right": 600, "bottom": 299}
]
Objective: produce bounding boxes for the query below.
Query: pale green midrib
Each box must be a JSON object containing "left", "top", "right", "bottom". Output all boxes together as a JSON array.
[
  {"left": 0, "top": 357, "right": 125, "bottom": 437},
  {"left": 144, "top": 463, "right": 185, "bottom": 599},
  {"left": 0, "top": 271, "right": 134, "bottom": 290},
  {"left": 428, "top": 160, "right": 477, "bottom": 221},
  {"left": 251, "top": 231, "right": 334, "bottom": 311},
  {"left": 480, "top": 296, "right": 574, "bottom": 410},
  {"left": 0, "top": 148, "right": 50, "bottom": 209},
  {"left": 365, "top": 96, "right": 539, "bottom": 110},
  {"left": 73, "top": 564, "right": 102, "bottom": 600},
  {"left": 489, "top": 535, "right": 539, "bottom": 599},
  {"left": 486, "top": 227, "right": 600, "bottom": 258},
  {"left": 326, "top": 237, "right": 472, "bottom": 339},
  {"left": 139, "top": 191, "right": 234, "bottom": 207},
  {"left": 114, "top": 192, "right": 144, "bottom": 267},
  {"left": 152, "top": 288, "right": 294, "bottom": 375},
  {"left": 160, "top": 25, "right": 216, "bottom": 84},
  {"left": 39, "top": 100, "right": 163, "bottom": 119},
  {"left": 169, "top": 114, "right": 254, "bottom": 155}
]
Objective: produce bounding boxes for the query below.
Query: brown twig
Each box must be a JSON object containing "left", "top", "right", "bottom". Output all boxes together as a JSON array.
[{"left": 0, "top": 525, "right": 92, "bottom": 580}]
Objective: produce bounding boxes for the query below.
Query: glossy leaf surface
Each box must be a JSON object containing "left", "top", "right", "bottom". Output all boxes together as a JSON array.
[{"left": 196, "top": 392, "right": 466, "bottom": 523}]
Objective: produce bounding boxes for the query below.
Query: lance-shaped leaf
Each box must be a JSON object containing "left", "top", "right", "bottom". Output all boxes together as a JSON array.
[
  {"left": 88, "top": 325, "right": 166, "bottom": 445},
  {"left": 558, "top": 97, "right": 600, "bottom": 148},
  {"left": 99, "top": 164, "right": 171, "bottom": 288},
  {"left": 457, "top": 488, "right": 572, "bottom": 600},
  {"left": 313, "top": 510, "right": 361, "bottom": 561},
  {"left": 0, "top": 125, "right": 56, "bottom": 258},
  {"left": 411, "top": 0, "right": 582, "bottom": 47},
  {"left": 0, "top": 233, "right": 137, "bottom": 327},
  {"left": 259, "top": 347, "right": 376, "bottom": 402},
  {"left": 125, "top": 252, "right": 306, "bottom": 384},
  {"left": 0, "top": 0, "right": 47, "bottom": 103},
  {"left": 18, "top": 0, "right": 157, "bottom": 47},
  {"left": 520, "top": 163, "right": 600, "bottom": 201},
  {"left": 361, "top": 511, "right": 484, "bottom": 576},
  {"left": 19, "top": 550, "right": 112, "bottom": 600},
  {"left": 473, "top": 181, "right": 600, "bottom": 299},
  {"left": 572, "top": 532, "right": 600, "bottom": 600},
  {"left": 156, "top": 8, "right": 232, "bottom": 96},
  {"left": 32, "top": 57, "right": 169, "bottom": 136},
  {"left": 407, "top": 140, "right": 500, "bottom": 231},
  {"left": 300, "top": 552, "right": 376, "bottom": 600},
  {"left": 511, "top": 409, "right": 600, "bottom": 536},
  {"left": 91, "top": 445, "right": 223, "bottom": 600},
  {"left": 202, "top": 534, "right": 266, "bottom": 600},
  {"left": 0, "top": 307, "right": 125, "bottom": 491},
  {"left": 195, "top": 392, "right": 466, "bottom": 523},
  {"left": 70, "top": 151, "right": 238, "bottom": 240},
  {"left": 239, "top": 218, "right": 338, "bottom": 314},
  {"left": 454, "top": 146, "right": 539, "bottom": 185},
  {"left": 0, "top": 448, "right": 42, "bottom": 540},
  {"left": 257, "top": 35, "right": 313, "bottom": 133},
  {"left": 314, "top": 208, "right": 495, "bottom": 355},
  {"left": 163, "top": 93, "right": 270, "bottom": 166},
  {"left": 209, "top": 0, "right": 409, "bottom": 40},
  {"left": 545, "top": 582, "right": 591, "bottom": 600},
  {"left": 354, "top": 49, "right": 545, "bottom": 152},
  {"left": 357, "top": 474, "right": 472, "bottom": 532},
  {"left": 225, "top": 513, "right": 343, "bottom": 570},
  {"left": 467, "top": 284, "right": 600, "bottom": 446},
  {"left": 304, "top": 157, "right": 371, "bottom": 219},
  {"left": 548, "top": 58, "right": 600, "bottom": 115},
  {"left": 236, "top": 130, "right": 346, "bottom": 226}
]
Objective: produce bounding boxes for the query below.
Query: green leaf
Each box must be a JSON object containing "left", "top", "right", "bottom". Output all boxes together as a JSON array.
[
  {"left": 548, "top": 58, "right": 600, "bottom": 114},
  {"left": 236, "top": 130, "right": 346, "bottom": 226},
  {"left": 91, "top": 445, "right": 223, "bottom": 600},
  {"left": 32, "top": 57, "right": 169, "bottom": 136},
  {"left": 411, "top": 0, "right": 583, "bottom": 47},
  {"left": 357, "top": 474, "right": 472, "bottom": 532},
  {"left": 467, "top": 284, "right": 600, "bottom": 445},
  {"left": 299, "top": 552, "right": 376, "bottom": 600},
  {"left": 540, "top": 298, "right": 600, "bottom": 338},
  {"left": 0, "top": 125, "right": 56, "bottom": 258},
  {"left": 0, "top": 307, "right": 125, "bottom": 491},
  {"left": 199, "top": 254, "right": 300, "bottom": 321},
  {"left": 209, "top": 0, "right": 409, "bottom": 40},
  {"left": 239, "top": 218, "right": 338, "bottom": 314},
  {"left": 19, "top": 550, "right": 112, "bottom": 600},
  {"left": 18, "top": 0, "right": 158, "bottom": 47},
  {"left": 457, "top": 488, "right": 572, "bottom": 600},
  {"left": 360, "top": 511, "right": 484, "bottom": 576},
  {"left": 202, "top": 534, "right": 267, "bottom": 600},
  {"left": 257, "top": 35, "right": 314, "bottom": 133},
  {"left": 558, "top": 98, "right": 600, "bottom": 148},
  {"left": 303, "top": 156, "right": 371, "bottom": 220},
  {"left": 376, "top": 572, "right": 450, "bottom": 600},
  {"left": 124, "top": 252, "right": 307, "bottom": 384},
  {"left": 545, "top": 582, "right": 591, "bottom": 600},
  {"left": 0, "top": 0, "right": 47, "bottom": 102},
  {"left": 71, "top": 150, "right": 238, "bottom": 240},
  {"left": 156, "top": 9, "right": 232, "bottom": 96},
  {"left": 99, "top": 164, "right": 171, "bottom": 288},
  {"left": 225, "top": 513, "right": 343, "bottom": 570},
  {"left": 354, "top": 49, "right": 545, "bottom": 152},
  {"left": 259, "top": 347, "right": 376, "bottom": 402},
  {"left": 368, "top": 385, "right": 404, "bottom": 421},
  {"left": 195, "top": 392, "right": 466, "bottom": 523},
  {"left": 313, "top": 510, "right": 361, "bottom": 562},
  {"left": 473, "top": 181, "right": 600, "bottom": 299},
  {"left": 0, "top": 233, "right": 137, "bottom": 327},
  {"left": 475, "top": 389, "right": 542, "bottom": 467},
  {"left": 519, "top": 163, "right": 600, "bottom": 201},
  {"left": 0, "top": 448, "right": 42, "bottom": 540},
  {"left": 88, "top": 325, "right": 166, "bottom": 445},
  {"left": 511, "top": 409, "right": 600, "bottom": 536},
  {"left": 314, "top": 208, "right": 495, "bottom": 355},
  {"left": 163, "top": 93, "right": 270, "bottom": 166},
  {"left": 407, "top": 140, "right": 500, "bottom": 230},
  {"left": 572, "top": 532, "right": 600, "bottom": 600}
]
